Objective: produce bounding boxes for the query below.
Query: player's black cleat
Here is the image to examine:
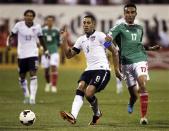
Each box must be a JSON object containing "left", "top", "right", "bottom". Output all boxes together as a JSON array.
[
  {"left": 88, "top": 112, "right": 102, "bottom": 125},
  {"left": 60, "top": 111, "right": 76, "bottom": 124}
]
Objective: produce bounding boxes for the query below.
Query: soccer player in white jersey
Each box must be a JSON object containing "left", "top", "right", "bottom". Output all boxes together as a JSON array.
[
  {"left": 60, "top": 15, "right": 121, "bottom": 125},
  {"left": 6, "top": 9, "right": 48, "bottom": 104}
]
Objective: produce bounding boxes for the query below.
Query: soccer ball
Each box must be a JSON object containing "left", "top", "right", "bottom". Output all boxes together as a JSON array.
[
  {"left": 140, "top": 117, "right": 148, "bottom": 125},
  {"left": 19, "top": 110, "right": 36, "bottom": 126}
]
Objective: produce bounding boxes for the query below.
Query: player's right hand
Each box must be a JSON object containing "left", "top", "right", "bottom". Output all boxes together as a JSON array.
[
  {"left": 105, "top": 35, "right": 113, "bottom": 42},
  {"left": 60, "top": 26, "right": 68, "bottom": 41},
  {"left": 115, "top": 69, "right": 126, "bottom": 81}
]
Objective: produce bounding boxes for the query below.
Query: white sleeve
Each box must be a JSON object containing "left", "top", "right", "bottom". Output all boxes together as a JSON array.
[
  {"left": 11, "top": 22, "right": 19, "bottom": 34},
  {"left": 37, "top": 25, "right": 43, "bottom": 37},
  {"left": 74, "top": 37, "right": 82, "bottom": 50},
  {"left": 98, "top": 32, "right": 106, "bottom": 45}
]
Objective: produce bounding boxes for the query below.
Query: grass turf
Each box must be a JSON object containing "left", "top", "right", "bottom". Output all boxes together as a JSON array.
[{"left": 0, "top": 68, "right": 169, "bottom": 131}]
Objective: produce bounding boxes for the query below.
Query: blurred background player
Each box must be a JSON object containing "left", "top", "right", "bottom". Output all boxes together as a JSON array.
[
  {"left": 6, "top": 9, "right": 48, "bottom": 104},
  {"left": 105, "top": 3, "right": 150, "bottom": 124},
  {"left": 60, "top": 15, "right": 120, "bottom": 125},
  {"left": 41, "top": 15, "right": 61, "bottom": 93}
]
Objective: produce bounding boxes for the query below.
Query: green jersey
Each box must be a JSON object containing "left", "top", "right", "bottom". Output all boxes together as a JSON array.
[
  {"left": 42, "top": 26, "right": 60, "bottom": 54},
  {"left": 108, "top": 23, "right": 147, "bottom": 65}
]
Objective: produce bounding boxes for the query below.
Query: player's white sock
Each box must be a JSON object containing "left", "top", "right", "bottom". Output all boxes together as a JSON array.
[
  {"left": 116, "top": 77, "right": 123, "bottom": 94},
  {"left": 71, "top": 95, "right": 84, "bottom": 119},
  {"left": 30, "top": 76, "right": 38, "bottom": 101},
  {"left": 19, "top": 79, "right": 29, "bottom": 98}
]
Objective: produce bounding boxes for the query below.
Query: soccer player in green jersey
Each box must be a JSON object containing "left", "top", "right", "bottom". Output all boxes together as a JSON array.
[
  {"left": 105, "top": 3, "right": 149, "bottom": 124},
  {"left": 41, "top": 15, "right": 61, "bottom": 93}
]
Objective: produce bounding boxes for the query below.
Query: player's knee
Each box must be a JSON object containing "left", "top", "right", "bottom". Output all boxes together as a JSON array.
[
  {"left": 51, "top": 66, "right": 57, "bottom": 72},
  {"left": 85, "top": 86, "right": 95, "bottom": 98},
  {"left": 138, "top": 83, "right": 147, "bottom": 93},
  {"left": 77, "top": 81, "right": 86, "bottom": 91},
  {"left": 85, "top": 90, "right": 93, "bottom": 98},
  {"left": 30, "top": 70, "right": 37, "bottom": 77}
]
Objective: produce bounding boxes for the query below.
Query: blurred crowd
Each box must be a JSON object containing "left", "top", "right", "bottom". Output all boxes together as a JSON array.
[
  {"left": 0, "top": 0, "right": 169, "bottom": 4},
  {"left": 0, "top": 16, "right": 169, "bottom": 48}
]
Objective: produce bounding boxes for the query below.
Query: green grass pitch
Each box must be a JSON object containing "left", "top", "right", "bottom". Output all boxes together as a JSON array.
[{"left": 0, "top": 67, "right": 169, "bottom": 131}]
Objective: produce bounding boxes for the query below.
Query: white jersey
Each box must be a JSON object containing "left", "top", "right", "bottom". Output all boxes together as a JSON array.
[
  {"left": 12, "top": 21, "right": 43, "bottom": 59},
  {"left": 74, "top": 31, "right": 110, "bottom": 71}
]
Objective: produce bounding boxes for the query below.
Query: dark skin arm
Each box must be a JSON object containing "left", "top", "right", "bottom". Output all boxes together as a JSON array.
[
  {"left": 38, "top": 36, "right": 48, "bottom": 52},
  {"left": 144, "top": 44, "right": 161, "bottom": 51},
  {"left": 107, "top": 44, "right": 123, "bottom": 80}
]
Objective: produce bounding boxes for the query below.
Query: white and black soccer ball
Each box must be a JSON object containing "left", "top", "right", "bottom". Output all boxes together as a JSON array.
[{"left": 19, "top": 110, "right": 36, "bottom": 126}]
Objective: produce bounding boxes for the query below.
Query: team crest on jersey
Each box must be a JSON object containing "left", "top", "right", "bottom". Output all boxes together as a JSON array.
[
  {"left": 137, "top": 29, "right": 142, "bottom": 34},
  {"left": 90, "top": 36, "right": 95, "bottom": 41}
]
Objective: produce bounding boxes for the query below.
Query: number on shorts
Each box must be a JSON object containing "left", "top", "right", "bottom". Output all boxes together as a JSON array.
[
  {"left": 141, "top": 67, "right": 146, "bottom": 72},
  {"left": 95, "top": 76, "right": 101, "bottom": 82}
]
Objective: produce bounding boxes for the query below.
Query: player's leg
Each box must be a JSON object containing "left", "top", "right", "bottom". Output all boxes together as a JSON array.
[
  {"left": 50, "top": 53, "right": 59, "bottom": 93},
  {"left": 86, "top": 70, "right": 110, "bottom": 125},
  {"left": 85, "top": 85, "right": 102, "bottom": 125},
  {"left": 128, "top": 85, "right": 138, "bottom": 113},
  {"left": 116, "top": 77, "right": 123, "bottom": 94},
  {"left": 71, "top": 81, "right": 86, "bottom": 119},
  {"left": 29, "top": 57, "right": 39, "bottom": 104},
  {"left": 41, "top": 55, "right": 50, "bottom": 92},
  {"left": 122, "top": 64, "right": 138, "bottom": 114},
  {"left": 18, "top": 58, "right": 29, "bottom": 104},
  {"left": 60, "top": 71, "right": 90, "bottom": 124},
  {"left": 137, "top": 75, "right": 149, "bottom": 124},
  {"left": 50, "top": 65, "right": 58, "bottom": 93},
  {"left": 135, "top": 61, "right": 149, "bottom": 124},
  {"left": 60, "top": 81, "right": 86, "bottom": 124},
  {"left": 44, "top": 67, "right": 50, "bottom": 92}
]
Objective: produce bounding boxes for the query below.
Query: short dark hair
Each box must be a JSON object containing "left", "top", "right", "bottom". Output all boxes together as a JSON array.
[
  {"left": 84, "top": 15, "right": 96, "bottom": 23},
  {"left": 46, "top": 15, "right": 55, "bottom": 21},
  {"left": 124, "top": 3, "right": 137, "bottom": 11},
  {"left": 24, "top": 9, "right": 36, "bottom": 17}
]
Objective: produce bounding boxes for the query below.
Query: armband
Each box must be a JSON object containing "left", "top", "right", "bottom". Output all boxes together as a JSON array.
[{"left": 104, "top": 41, "right": 112, "bottom": 48}]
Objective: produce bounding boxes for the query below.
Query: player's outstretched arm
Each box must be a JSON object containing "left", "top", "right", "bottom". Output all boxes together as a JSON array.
[
  {"left": 60, "top": 28, "right": 77, "bottom": 59},
  {"left": 144, "top": 44, "right": 161, "bottom": 51},
  {"left": 107, "top": 44, "right": 123, "bottom": 80}
]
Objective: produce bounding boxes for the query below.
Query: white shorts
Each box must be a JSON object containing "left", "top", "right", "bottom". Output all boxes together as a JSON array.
[
  {"left": 122, "top": 61, "right": 150, "bottom": 87},
  {"left": 41, "top": 53, "right": 60, "bottom": 68}
]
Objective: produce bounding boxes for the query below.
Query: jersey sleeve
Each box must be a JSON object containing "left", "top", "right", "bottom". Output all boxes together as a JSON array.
[
  {"left": 37, "top": 25, "right": 43, "bottom": 37},
  {"left": 11, "top": 22, "right": 20, "bottom": 34},
  {"left": 73, "top": 37, "right": 82, "bottom": 54},
  {"left": 107, "top": 24, "right": 121, "bottom": 41},
  {"left": 98, "top": 32, "right": 106, "bottom": 46}
]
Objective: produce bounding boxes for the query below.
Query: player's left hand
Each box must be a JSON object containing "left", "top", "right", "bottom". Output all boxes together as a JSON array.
[{"left": 115, "top": 69, "right": 126, "bottom": 81}]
